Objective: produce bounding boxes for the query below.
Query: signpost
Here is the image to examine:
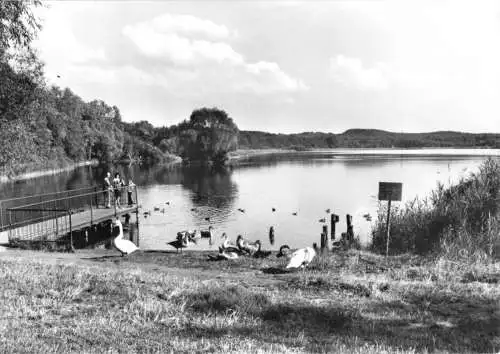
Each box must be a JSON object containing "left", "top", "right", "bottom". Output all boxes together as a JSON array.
[{"left": 378, "top": 182, "right": 402, "bottom": 257}]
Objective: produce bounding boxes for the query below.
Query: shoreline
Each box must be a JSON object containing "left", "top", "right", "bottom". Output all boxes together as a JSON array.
[
  {"left": 228, "top": 147, "right": 500, "bottom": 162},
  {"left": 1, "top": 148, "right": 498, "bottom": 184},
  {"left": 0, "top": 160, "right": 99, "bottom": 184}
]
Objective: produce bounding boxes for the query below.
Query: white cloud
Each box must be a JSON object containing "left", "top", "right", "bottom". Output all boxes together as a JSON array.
[
  {"left": 330, "top": 55, "right": 389, "bottom": 90},
  {"left": 122, "top": 13, "right": 308, "bottom": 94},
  {"left": 148, "top": 13, "right": 235, "bottom": 39},
  {"left": 123, "top": 23, "right": 243, "bottom": 65}
]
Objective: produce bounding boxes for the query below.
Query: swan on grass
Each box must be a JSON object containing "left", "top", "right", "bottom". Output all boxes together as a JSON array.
[
  {"left": 285, "top": 246, "right": 317, "bottom": 269},
  {"left": 113, "top": 218, "right": 139, "bottom": 256},
  {"left": 220, "top": 233, "right": 241, "bottom": 254},
  {"left": 236, "top": 235, "right": 260, "bottom": 255},
  {"left": 207, "top": 246, "right": 240, "bottom": 261}
]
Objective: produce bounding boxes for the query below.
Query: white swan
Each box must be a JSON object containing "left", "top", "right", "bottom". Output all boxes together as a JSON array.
[
  {"left": 285, "top": 246, "right": 316, "bottom": 269},
  {"left": 113, "top": 218, "right": 139, "bottom": 256}
]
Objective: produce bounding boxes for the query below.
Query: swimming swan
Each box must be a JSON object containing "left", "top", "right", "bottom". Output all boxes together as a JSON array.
[
  {"left": 200, "top": 226, "right": 214, "bottom": 238},
  {"left": 113, "top": 218, "right": 139, "bottom": 256},
  {"left": 285, "top": 246, "right": 317, "bottom": 269}
]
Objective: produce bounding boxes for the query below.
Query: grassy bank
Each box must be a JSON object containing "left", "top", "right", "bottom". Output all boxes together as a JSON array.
[{"left": 0, "top": 249, "right": 498, "bottom": 353}]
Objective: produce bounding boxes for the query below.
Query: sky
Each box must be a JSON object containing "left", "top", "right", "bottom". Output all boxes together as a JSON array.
[{"left": 33, "top": 1, "right": 500, "bottom": 134}]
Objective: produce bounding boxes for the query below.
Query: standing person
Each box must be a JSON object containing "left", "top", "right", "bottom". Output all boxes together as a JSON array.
[
  {"left": 103, "top": 172, "right": 112, "bottom": 208},
  {"left": 127, "top": 179, "right": 136, "bottom": 206},
  {"left": 113, "top": 173, "right": 123, "bottom": 209}
]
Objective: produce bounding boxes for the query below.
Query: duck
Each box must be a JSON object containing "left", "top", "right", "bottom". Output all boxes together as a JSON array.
[
  {"left": 268, "top": 226, "right": 275, "bottom": 245},
  {"left": 318, "top": 218, "right": 326, "bottom": 223},
  {"left": 220, "top": 233, "right": 241, "bottom": 253},
  {"left": 112, "top": 218, "right": 139, "bottom": 256},
  {"left": 168, "top": 231, "right": 197, "bottom": 252},
  {"left": 272, "top": 207, "right": 276, "bottom": 212},
  {"left": 190, "top": 229, "right": 201, "bottom": 242},
  {"left": 292, "top": 212, "right": 298, "bottom": 216},
  {"left": 204, "top": 217, "right": 210, "bottom": 221},
  {"left": 154, "top": 206, "right": 160, "bottom": 211},
  {"left": 286, "top": 246, "right": 317, "bottom": 269},
  {"left": 236, "top": 235, "right": 260, "bottom": 255},
  {"left": 167, "top": 238, "right": 188, "bottom": 253},
  {"left": 276, "top": 244, "right": 291, "bottom": 258},
  {"left": 165, "top": 201, "right": 170, "bottom": 205},
  {"left": 252, "top": 241, "right": 272, "bottom": 258},
  {"left": 325, "top": 208, "right": 331, "bottom": 213}
]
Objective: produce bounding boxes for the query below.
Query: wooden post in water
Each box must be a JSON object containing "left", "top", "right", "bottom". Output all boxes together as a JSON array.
[
  {"left": 346, "top": 214, "right": 354, "bottom": 245},
  {"left": 385, "top": 198, "right": 392, "bottom": 257},
  {"left": 321, "top": 224, "right": 328, "bottom": 251},
  {"left": 331, "top": 214, "right": 339, "bottom": 240},
  {"left": 134, "top": 186, "right": 140, "bottom": 248}
]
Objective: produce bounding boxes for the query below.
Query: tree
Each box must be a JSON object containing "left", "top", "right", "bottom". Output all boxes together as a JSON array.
[
  {"left": 0, "top": 1, "right": 41, "bottom": 53},
  {"left": 178, "top": 107, "right": 239, "bottom": 165}
]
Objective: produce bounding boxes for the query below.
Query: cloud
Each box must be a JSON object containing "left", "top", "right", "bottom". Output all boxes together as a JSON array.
[
  {"left": 122, "top": 13, "right": 308, "bottom": 94},
  {"left": 330, "top": 55, "right": 389, "bottom": 90},
  {"left": 146, "top": 13, "right": 235, "bottom": 39},
  {"left": 123, "top": 23, "right": 243, "bottom": 65}
]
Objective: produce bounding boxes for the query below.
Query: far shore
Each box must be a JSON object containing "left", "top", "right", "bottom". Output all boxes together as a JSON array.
[
  {"left": 0, "top": 160, "right": 99, "bottom": 184},
  {"left": 1, "top": 147, "right": 499, "bottom": 184}
]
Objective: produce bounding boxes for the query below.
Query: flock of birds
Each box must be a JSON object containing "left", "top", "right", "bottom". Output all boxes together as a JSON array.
[
  {"left": 167, "top": 226, "right": 317, "bottom": 269},
  {"left": 130, "top": 202, "right": 375, "bottom": 270}
]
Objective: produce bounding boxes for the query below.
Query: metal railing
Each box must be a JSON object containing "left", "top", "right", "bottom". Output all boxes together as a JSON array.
[
  {"left": 4, "top": 185, "right": 138, "bottom": 248},
  {"left": 0, "top": 186, "right": 96, "bottom": 232}
]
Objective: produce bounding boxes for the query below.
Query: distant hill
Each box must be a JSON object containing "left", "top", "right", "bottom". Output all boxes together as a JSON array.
[{"left": 238, "top": 129, "right": 500, "bottom": 149}]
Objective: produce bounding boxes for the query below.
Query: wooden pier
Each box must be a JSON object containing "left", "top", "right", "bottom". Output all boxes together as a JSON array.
[{"left": 0, "top": 186, "right": 140, "bottom": 250}]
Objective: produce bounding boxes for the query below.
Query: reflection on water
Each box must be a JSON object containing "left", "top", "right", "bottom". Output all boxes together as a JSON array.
[{"left": 1, "top": 150, "right": 499, "bottom": 250}]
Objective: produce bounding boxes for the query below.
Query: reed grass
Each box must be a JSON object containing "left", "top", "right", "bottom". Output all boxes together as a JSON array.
[{"left": 371, "top": 158, "right": 500, "bottom": 261}]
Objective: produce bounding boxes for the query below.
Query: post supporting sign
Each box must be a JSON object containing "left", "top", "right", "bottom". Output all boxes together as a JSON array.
[{"left": 378, "top": 182, "right": 403, "bottom": 256}]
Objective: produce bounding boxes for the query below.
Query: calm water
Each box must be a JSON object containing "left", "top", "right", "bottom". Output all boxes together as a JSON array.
[{"left": 1, "top": 149, "right": 499, "bottom": 250}]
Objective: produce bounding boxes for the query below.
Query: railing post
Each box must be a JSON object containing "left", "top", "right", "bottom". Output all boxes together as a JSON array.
[
  {"left": 114, "top": 191, "right": 117, "bottom": 217},
  {"left": 0, "top": 201, "right": 3, "bottom": 232},
  {"left": 135, "top": 185, "right": 140, "bottom": 247},
  {"left": 90, "top": 192, "right": 94, "bottom": 225},
  {"left": 68, "top": 211, "right": 74, "bottom": 252},
  {"left": 94, "top": 187, "right": 99, "bottom": 209}
]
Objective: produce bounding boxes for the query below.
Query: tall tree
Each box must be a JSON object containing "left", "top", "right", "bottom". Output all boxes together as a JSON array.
[{"left": 178, "top": 107, "right": 239, "bottom": 165}]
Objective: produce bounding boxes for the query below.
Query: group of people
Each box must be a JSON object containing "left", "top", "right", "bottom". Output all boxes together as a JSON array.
[{"left": 103, "top": 172, "right": 136, "bottom": 209}]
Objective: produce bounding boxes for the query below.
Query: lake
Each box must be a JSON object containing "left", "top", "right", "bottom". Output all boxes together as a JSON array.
[{"left": 1, "top": 149, "right": 499, "bottom": 251}]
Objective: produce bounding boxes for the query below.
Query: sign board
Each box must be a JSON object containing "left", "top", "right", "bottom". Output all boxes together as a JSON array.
[{"left": 378, "top": 182, "right": 402, "bottom": 201}]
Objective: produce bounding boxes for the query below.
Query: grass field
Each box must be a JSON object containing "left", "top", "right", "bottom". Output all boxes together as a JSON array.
[{"left": 0, "top": 248, "right": 498, "bottom": 353}]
